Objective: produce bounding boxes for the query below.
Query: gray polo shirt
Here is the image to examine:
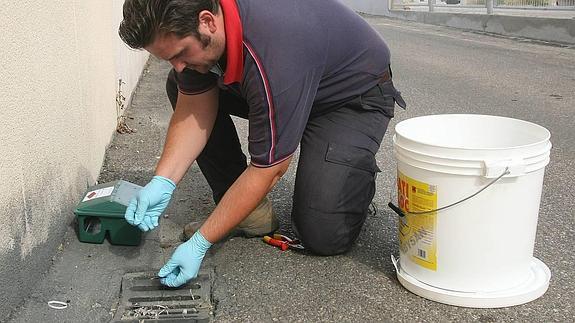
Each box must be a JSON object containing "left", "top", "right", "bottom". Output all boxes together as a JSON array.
[{"left": 175, "top": 0, "right": 390, "bottom": 167}]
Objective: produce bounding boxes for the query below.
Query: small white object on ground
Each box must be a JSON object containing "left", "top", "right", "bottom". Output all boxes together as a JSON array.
[{"left": 48, "top": 301, "right": 68, "bottom": 309}]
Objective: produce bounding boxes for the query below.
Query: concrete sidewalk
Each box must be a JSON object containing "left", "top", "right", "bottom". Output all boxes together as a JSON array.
[
  {"left": 396, "top": 5, "right": 575, "bottom": 19},
  {"left": 385, "top": 8, "right": 575, "bottom": 44},
  {"left": 8, "top": 16, "right": 574, "bottom": 321},
  {"left": 344, "top": 0, "right": 575, "bottom": 44}
]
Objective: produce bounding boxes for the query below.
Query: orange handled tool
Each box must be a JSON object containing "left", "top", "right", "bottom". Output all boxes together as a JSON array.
[{"left": 263, "top": 235, "right": 289, "bottom": 251}]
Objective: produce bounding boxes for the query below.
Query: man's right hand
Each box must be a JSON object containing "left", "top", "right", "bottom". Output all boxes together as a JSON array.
[
  {"left": 158, "top": 230, "right": 212, "bottom": 287},
  {"left": 125, "top": 175, "right": 176, "bottom": 231}
]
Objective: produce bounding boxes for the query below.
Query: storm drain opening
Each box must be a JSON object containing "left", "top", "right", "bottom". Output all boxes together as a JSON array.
[{"left": 112, "top": 270, "right": 213, "bottom": 322}]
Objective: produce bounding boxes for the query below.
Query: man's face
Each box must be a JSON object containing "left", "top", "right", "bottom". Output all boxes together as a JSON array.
[{"left": 146, "top": 31, "right": 224, "bottom": 74}]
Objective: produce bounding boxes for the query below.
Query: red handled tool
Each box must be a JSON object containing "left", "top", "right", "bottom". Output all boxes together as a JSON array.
[
  {"left": 262, "top": 233, "right": 304, "bottom": 251},
  {"left": 263, "top": 235, "right": 289, "bottom": 251}
]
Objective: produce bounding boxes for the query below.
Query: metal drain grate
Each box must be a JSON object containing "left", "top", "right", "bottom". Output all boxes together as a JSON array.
[{"left": 112, "top": 270, "right": 213, "bottom": 322}]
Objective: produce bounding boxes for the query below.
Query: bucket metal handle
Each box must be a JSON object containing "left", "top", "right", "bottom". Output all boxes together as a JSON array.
[
  {"left": 388, "top": 167, "right": 510, "bottom": 217},
  {"left": 391, "top": 254, "right": 400, "bottom": 273}
]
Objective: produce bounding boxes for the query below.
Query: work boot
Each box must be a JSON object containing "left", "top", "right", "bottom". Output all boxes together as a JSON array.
[
  {"left": 237, "top": 197, "right": 278, "bottom": 237},
  {"left": 181, "top": 197, "right": 278, "bottom": 241}
]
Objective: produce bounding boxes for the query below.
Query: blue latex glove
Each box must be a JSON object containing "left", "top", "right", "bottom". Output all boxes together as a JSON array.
[
  {"left": 158, "top": 231, "right": 212, "bottom": 287},
  {"left": 124, "top": 175, "right": 176, "bottom": 232}
]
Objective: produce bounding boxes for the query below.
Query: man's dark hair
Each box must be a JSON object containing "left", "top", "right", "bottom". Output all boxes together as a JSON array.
[{"left": 119, "top": 0, "right": 220, "bottom": 49}]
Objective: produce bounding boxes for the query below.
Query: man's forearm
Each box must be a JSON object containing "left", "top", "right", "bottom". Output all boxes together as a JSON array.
[
  {"left": 200, "top": 157, "right": 292, "bottom": 243},
  {"left": 155, "top": 88, "right": 219, "bottom": 184}
]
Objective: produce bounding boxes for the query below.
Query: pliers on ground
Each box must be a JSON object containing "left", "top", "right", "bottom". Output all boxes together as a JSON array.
[{"left": 262, "top": 233, "right": 304, "bottom": 251}]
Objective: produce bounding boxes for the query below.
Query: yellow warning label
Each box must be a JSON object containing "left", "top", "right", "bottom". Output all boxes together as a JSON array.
[{"left": 397, "top": 171, "right": 437, "bottom": 271}]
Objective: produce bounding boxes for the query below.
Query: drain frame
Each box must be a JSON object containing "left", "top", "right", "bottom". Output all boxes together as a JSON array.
[{"left": 112, "top": 270, "right": 213, "bottom": 322}]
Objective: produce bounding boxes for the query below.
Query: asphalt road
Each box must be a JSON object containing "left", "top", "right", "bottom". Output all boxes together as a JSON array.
[{"left": 9, "top": 16, "right": 575, "bottom": 323}]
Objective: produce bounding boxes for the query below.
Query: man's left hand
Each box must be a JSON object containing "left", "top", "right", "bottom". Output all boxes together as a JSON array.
[{"left": 125, "top": 175, "right": 176, "bottom": 232}]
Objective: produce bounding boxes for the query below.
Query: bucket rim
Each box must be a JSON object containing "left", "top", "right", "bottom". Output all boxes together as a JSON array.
[
  {"left": 394, "top": 137, "right": 551, "bottom": 162},
  {"left": 395, "top": 114, "right": 551, "bottom": 151}
]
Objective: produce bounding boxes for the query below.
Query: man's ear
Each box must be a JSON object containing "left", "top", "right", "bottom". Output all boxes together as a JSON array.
[{"left": 198, "top": 10, "right": 217, "bottom": 33}]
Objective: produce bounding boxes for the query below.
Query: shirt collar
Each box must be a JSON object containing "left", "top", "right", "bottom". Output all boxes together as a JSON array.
[{"left": 220, "top": 0, "right": 244, "bottom": 85}]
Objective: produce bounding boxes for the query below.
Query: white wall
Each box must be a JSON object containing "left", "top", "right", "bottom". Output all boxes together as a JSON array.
[
  {"left": 113, "top": 0, "right": 150, "bottom": 108},
  {"left": 0, "top": 0, "right": 148, "bottom": 317}
]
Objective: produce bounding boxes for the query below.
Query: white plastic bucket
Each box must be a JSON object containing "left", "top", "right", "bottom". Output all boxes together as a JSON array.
[{"left": 391, "top": 114, "right": 552, "bottom": 308}]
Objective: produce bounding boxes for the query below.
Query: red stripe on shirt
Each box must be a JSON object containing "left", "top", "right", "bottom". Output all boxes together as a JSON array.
[
  {"left": 243, "top": 41, "right": 277, "bottom": 164},
  {"left": 220, "top": 0, "right": 244, "bottom": 85}
]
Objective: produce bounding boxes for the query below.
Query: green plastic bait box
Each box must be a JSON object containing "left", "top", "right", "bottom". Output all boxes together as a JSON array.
[{"left": 74, "top": 180, "right": 142, "bottom": 246}]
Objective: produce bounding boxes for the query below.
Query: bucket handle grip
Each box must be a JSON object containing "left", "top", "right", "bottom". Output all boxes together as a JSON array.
[{"left": 388, "top": 167, "right": 510, "bottom": 217}]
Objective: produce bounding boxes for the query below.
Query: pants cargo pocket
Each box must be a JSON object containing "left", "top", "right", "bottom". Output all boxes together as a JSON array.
[{"left": 310, "top": 142, "right": 380, "bottom": 215}]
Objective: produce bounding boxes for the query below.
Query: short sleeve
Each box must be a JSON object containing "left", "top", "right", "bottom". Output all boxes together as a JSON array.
[{"left": 174, "top": 68, "right": 218, "bottom": 95}]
